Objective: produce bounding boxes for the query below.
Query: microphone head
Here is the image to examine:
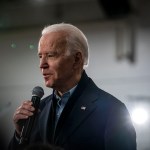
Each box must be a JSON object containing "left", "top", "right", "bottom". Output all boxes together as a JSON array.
[{"left": 32, "top": 86, "right": 44, "bottom": 98}]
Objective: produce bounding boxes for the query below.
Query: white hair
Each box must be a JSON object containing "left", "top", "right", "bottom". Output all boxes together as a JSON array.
[{"left": 41, "top": 23, "right": 89, "bottom": 67}]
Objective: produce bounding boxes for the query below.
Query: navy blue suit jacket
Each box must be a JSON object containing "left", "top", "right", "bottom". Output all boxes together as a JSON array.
[{"left": 8, "top": 71, "right": 136, "bottom": 150}]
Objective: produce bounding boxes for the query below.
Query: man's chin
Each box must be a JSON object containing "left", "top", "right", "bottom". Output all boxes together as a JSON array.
[{"left": 45, "top": 81, "right": 53, "bottom": 88}]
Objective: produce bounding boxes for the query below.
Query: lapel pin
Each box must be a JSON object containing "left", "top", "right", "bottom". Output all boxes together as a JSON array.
[{"left": 81, "top": 106, "right": 86, "bottom": 110}]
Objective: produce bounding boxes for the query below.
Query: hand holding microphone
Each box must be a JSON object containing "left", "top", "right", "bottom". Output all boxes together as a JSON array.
[{"left": 13, "top": 86, "right": 44, "bottom": 145}]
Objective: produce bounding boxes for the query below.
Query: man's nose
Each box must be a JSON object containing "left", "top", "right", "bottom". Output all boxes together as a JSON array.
[{"left": 39, "top": 56, "right": 48, "bottom": 69}]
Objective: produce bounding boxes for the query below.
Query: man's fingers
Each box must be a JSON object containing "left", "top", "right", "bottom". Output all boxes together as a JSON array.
[{"left": 13, "top": 100, "right": 35, "bottom": 123}]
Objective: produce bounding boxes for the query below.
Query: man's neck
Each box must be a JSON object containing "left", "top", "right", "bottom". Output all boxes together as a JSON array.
[{"left": 56, "top": 70, "right": 83, "bottom": 96}]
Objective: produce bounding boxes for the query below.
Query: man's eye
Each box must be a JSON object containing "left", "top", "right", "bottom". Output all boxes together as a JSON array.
[
  {"left": 38, "top": 55, "right": 42, "bottom": 59},
  {"left": 48, "top": 54, "right": 54, "bottom": 57},
  {"left": 47, "top": 52, "right": 58, "bottom": 58}
]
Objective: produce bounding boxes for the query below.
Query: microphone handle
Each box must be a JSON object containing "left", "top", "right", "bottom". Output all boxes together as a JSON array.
[{"left": 19, "top": 96, "right": 40, "bottom": 145}]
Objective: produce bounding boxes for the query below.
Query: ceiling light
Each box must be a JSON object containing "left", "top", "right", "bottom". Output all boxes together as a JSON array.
[{"left": 131, "top": 107, "right": 148, "bottom": 125}]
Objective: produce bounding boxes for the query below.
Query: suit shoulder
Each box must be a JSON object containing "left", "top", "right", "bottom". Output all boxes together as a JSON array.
[
  {"left": 87, "top": 78, "right": 124, "bottom": 105},
  {"left": 93, "top": 85, "right": 125, "bottom": 107}
]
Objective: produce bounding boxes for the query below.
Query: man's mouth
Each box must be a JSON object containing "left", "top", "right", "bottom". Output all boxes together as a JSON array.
[{"left": 43, "top": 73, "right": 51, "bottom": 79}]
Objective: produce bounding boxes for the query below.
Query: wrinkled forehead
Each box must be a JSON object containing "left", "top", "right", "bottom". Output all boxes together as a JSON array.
[
  {"left": 38, "top": 31, "right": 68, "bottom": 53},
  {"left": 40, "top": 31, "right": 67, "bottom": 44}
]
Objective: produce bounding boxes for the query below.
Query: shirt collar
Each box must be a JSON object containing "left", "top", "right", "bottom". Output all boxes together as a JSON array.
[{"left": 54, "top": 84, "right": 77, "bottom": 100}]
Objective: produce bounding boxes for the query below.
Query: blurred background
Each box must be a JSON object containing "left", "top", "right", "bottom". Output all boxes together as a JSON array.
[{"left": 0, "top": 0, "right": 150, "bottom": 149}]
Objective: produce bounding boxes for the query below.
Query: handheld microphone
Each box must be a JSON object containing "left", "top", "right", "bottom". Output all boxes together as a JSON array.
[{"left": 19, "top": 86, "right": 44, "bottom": 145}]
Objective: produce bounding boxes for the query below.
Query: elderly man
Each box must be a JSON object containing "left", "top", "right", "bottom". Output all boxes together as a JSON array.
[{"left": 8, "top": 23, "right": 136, "bottom": 150}]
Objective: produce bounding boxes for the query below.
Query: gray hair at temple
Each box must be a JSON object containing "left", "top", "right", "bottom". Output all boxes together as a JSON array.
[{"left": 41, "top": 23, "right": 89, "bottom": 67}]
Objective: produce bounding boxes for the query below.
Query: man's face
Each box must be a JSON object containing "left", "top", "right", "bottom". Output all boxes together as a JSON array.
[{"left": 38, "top": 32, "right": 76, "bottom": 91}]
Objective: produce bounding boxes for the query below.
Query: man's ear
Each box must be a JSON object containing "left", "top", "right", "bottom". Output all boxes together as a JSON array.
[{"left": 73, "top": 52, "right": 83, "bottom": 68}]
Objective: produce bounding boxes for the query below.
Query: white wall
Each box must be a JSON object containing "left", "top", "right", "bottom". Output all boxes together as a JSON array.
[{"left": 0, "top": 21, "right": 150, "bottom": 150}]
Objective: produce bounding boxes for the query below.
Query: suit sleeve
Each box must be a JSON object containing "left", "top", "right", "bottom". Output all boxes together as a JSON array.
[
  {"left": 7, "top": 132, "right": 23, "bottom": 150},
  {"left": 105, "top": 102, "right": 137, "bottom": 150}
]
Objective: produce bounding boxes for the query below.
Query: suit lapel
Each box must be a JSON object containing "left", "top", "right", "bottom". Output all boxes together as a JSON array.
[
  {"left": 39, "top": 97, "right": 52, "bottom": 142},
  {"left": 54, "top": 71, "right": 89, "bottom": 138},
  {"left": 55, "top": 91, "right": 98, "bottom": 145},
  {"left": 54, "top": 71, "right": 99, "bottom": 145}
]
